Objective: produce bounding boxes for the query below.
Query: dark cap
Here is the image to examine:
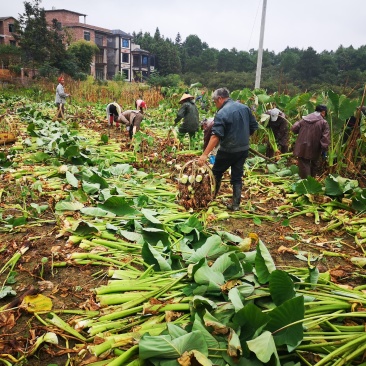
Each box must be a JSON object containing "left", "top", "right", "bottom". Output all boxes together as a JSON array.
[{"left": 315, "top": 105, "right": 328, "bottom": 113}]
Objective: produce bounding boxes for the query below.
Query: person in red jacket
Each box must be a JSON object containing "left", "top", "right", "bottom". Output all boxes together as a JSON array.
[{"left": 291, "top": 105, "right": 330, "bottom": 179}]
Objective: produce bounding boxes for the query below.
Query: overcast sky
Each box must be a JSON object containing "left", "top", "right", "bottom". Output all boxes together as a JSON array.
[{"left": 3, "top": 0, "right": 365, "bottom": 53}]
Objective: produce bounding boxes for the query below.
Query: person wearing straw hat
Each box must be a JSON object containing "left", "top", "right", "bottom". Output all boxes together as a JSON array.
[
  {"left": 174, "top": 92, "right": 199, "bottom": 145},
  {"left": 55, "top": 76, "right": 70, "bottom": 119}
]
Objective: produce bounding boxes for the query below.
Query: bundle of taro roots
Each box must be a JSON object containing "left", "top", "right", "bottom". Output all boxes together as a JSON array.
[{"left": 177, "top": 160, "right": 215, "bottom": 210}]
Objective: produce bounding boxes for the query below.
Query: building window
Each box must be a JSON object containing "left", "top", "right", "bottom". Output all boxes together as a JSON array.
[
  {"left": 95, "top": 68, "right": 104, "bottom": 80},
  {"left": 133, "top": 55, "right": 140, "bottom": 67},
  {"left": 84, "top": 31, "right": 91, "bottom": 41},
  {"left": 95, "top": 34, "right": 103, "bottom": 47},
  {"left": 142, "top": 55, "right": 148, "bottom": 66},
  {"left": 122, "top": 38, "right": 129, "bottom": 48},
  {"left": 122, "top": 69, "right": 129, "bottom": 80},
  {"left": 122, "top": 53, "right": 129, "bottom": 63},
  {"left": 8, "top": 24, "right": 15, "bottom": 32},
  {"left": 95, "top": 49, "right": 104, "bottom": 64}
]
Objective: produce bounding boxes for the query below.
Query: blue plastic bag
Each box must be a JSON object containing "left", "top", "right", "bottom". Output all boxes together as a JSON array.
[{"left": 209, "top": 155, "right": 216, "bottom": 164}]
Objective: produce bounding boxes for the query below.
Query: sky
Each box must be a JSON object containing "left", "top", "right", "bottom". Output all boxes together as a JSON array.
[{"left": 2, "top": 0, "right": 366, "bottom": 54}]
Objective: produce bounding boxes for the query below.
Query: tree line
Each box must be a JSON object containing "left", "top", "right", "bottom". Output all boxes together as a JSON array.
[
  {"left": 133, "top": 28, "right": 366, "bottom": 96},
  {"left": 1, "top": 0, "right": 365, "bottom": 96}
]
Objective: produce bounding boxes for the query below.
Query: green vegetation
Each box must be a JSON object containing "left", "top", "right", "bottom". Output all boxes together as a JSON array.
[
  {"left": 1, "top": 1, "right": 365, "bottom": 94},
  {"left": 0, "top": 83, "right": 365, "bottom": 365},
  {"left": 134, "top": 29, "right": 366, "bottom": 94}
]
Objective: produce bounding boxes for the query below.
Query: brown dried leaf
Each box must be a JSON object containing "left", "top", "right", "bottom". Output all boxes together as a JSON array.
[
  {"left": 0, "top": 311, "right": 15, "bottom": 330},
  {"left": 277, "top": 245, "right": 298, "bottom": 255}
]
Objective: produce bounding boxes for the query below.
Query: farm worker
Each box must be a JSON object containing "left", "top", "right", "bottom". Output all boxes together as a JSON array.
[
  {"left": 174, "top": 93, "right": 200, "bottom": 145},
  {"left": 291, "top": 105, "right": 330, "bottom": 179},
  {"left": 55, "top": 76, "right": 70, "bottom": 119},
  {"left": 201, "top": 118, "right": 218, "bottom": 162},
  {"left": 135, "top": 98, "right": 147, "bottom": 111},
  {"left": 196, "top": 91, "right": 208, "bottom": 111},
  {"left": 197, "top": 87, "right": 259, "bottom": 211},
  {"left": 118, "top": 109, "right": 144, "bottom": 139},
  {"left": 342, "top": 106, "right": 366, "bottom": 144},
  {"left": 106, "top": 102, "right": 122, "bottom": 127},
  {"left": 201, "top": 118, "right": 214, "bottom": 150},
  {"left": 265, "top": 107, "right": 289, "bottom": 158}
]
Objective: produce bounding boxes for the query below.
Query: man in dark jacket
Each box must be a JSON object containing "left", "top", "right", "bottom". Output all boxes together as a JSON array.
[
  {"left": 174, "top": 93, "right": 200, "bottom": 144},
  {"left": 291, "top": 105, "right": 330, "bottom": 179},
  {"left": 197, "top": 87, "right": 258, "bottom": 211}
]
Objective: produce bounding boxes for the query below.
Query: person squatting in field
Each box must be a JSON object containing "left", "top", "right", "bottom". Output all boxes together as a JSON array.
[
  {"left": 55, "top": 76, "right": 70, "bottom": 119},
  {"left": 118, "top": 105, "right": 145, "bottom": 139},
  {"left": 197, "top": 87, "right": 258, "bottom": 211},
  {"left": 135, "top": 98, "right": 147, "bottom": 111},
  {"left": 106, "top": 102, "right": 122, "bottom": 127},
  {"left": 174, "top": 93, "right": 200, "bottom": 146},
  {"left": 291, "top": 105, "right": 330, "bottom": 179}
]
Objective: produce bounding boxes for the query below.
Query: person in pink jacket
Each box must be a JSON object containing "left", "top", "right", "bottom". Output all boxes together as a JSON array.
[{"left": 291, "top": 105, "right": 330, "bottom": 179}]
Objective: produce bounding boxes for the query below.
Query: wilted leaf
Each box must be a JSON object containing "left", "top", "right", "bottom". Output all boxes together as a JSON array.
[
  {"left": 277, "top": 246, "right": 298, "bottom": 255},
  {"left": 21, "top": 294, "right": 53, "bottom": 313}
]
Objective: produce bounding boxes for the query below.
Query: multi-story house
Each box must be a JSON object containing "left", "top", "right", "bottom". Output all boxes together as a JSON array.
[
  {"left": 44, "top": 9, "right": 154, "bottom": 81},
  {"left": 0, "top": 17, "right": 17, "bottom": 46}
]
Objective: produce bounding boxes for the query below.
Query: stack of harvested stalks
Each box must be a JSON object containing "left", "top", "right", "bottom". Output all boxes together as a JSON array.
[
  {"left": 177, "top": 159, "right": 215, "bottom": 209},
  {"left": 0, "top": 114, "right": 17, "bottom": 144}
]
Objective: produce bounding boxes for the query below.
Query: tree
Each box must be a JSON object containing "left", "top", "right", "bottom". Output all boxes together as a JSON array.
[
  {"left": 297, "top": 47, "right": 321, "bottom": 81},
  {"left": 154, "top": 28, "right": 161, "bottom": 41},
  {"left": 48, "top": 18, "right": 68, "bottom": 71},
  {"left": 14, "top": 0, "right": 53, "bottom": 68},
  {"left": 0, "top": 45, "right": 22, "bottom": 70},
  {"left": 236, "top": 51, "right": 256, "bottom": 72},
  {"left": 175, "top": 33, "right": 182, "bottom": 46},
  {"left": 154, "top": 40, "right": 181, "bottom": 75},
  {"left": 67, "top": 40, "right": 99, "bottom": 74},
  {"left": 217, "top": 48, "right": 237, "bottom": 72},
  {"left": 199, "top": 48, "right": 218, "bottom": 72},
  {"left": 183, "top": 35, "right": 204, "bottom": 57}
]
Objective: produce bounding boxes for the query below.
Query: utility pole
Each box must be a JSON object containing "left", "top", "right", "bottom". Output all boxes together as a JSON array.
[{"left": 255, "top": 0, "right": 267, "bottom": 89}]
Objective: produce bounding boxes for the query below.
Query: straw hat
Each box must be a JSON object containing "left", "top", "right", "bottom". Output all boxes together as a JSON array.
[{"left": 179, "top": 93, "right": 194, "bottom": 103}]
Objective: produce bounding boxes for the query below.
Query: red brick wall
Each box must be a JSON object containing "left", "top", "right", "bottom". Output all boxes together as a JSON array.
[
  {"left": 67, "top": 27, "right": 96, "bottom": 43},
  {"left": 0, "top": 18, "right": 17, "bottom": 45},
  {"left": 45, "top": 11, "right": 81, "bottom": 25}
]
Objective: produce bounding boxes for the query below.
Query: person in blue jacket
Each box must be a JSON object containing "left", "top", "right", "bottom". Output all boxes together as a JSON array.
[{"left": 197, "top": 87, "right": 258, "bottom": 211}]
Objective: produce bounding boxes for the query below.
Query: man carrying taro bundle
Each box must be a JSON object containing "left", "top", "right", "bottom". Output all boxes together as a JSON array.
[{"left": 197, "top": 87, "right": 258, "bottom": 211}]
